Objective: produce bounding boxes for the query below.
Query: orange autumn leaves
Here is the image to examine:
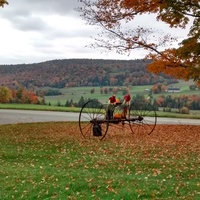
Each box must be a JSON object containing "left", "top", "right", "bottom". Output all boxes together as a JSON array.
[
  {"left": 147, "top": 49, "right": 191, "bottom": 81},
  {"left": 0, "top": 0, "right": 8, "bottom": 7},
  {"left": 0, "top": 86, "right": 39, "bottom": 104},
  {"left": 147, "top": 35, "right": 200, "bottom": 83},
  {"left": 3, "top": 122, "right": 199, "bottom": 153}
]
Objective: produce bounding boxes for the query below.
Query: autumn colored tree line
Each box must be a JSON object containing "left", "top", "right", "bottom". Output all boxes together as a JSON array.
[
  {"left": 36, "top": 89, "right": 62, "bottom": 97},
  {"left": 0, "top": 86, "right": 39, "bottom": 104},
  {"left": 58, "top": 94, "right": 159, "bottom": 112},
  {"left": 0, "top": 59, "right": 178, "bottom": 89},
  {"left": 52, "top": 89, "right": 199, "bottom": 114},
  {"left": 156, "top": 94, "right": 200, "bottom": 111},
  {"left": 64, "top": 97, "right": 100, "bottom": 108},
  {"left": 151, "top": 84, "right": 167, "bottom": 94},
  {"left": 151, "top": 83, "right": 200, "bottom": 94},
  {"left": 100, "top": 86, "right": 130, "bottom": 95}
]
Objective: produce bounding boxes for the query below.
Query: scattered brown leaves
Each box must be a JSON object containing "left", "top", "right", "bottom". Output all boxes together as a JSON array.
[{"left": 0, "top": 122, "right": 199, "bottom": 152}]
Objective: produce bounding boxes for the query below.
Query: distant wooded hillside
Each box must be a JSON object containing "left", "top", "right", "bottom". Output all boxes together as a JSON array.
[{"left": 0, "top": 59, "right": 177, "bottom": 88}]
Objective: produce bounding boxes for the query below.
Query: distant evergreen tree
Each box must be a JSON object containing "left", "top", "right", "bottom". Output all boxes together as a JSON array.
[
  {"left": 57, "top": 101, "right": 61, "bottom": 106},
  {"left": 40, "top": 97, "right": 46, "bottom": 105},
  {"left": 78, "top": 96, "right": 85, "bottom": 107},
  {"left": 65, "top": 100, "right": 69, "bottom": 107},
  {"left": 70, "top": 99, "right": 74, "bottom": 107}
]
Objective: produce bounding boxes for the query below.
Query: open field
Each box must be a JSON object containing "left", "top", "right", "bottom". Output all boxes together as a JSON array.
[
  {"left": 0, "top": 122, "right": 199, "bottom": 199},
  {"left": 42, "top": 80, "right": 199, "bottom": 105}
]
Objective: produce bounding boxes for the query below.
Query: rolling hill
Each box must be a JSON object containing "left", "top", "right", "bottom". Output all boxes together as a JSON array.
[{"left": 0, "top": 59, "right": 178, "bottom": 89}]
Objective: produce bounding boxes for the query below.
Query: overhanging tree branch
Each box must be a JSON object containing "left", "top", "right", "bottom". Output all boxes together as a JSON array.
[{"left": 77, "top": 0, "right": 200, "bottom": 83}]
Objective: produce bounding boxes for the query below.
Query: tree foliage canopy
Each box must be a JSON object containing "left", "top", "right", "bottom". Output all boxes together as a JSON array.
[
  {"left": 77, "top": 0, "right": 200, "bottom": 84},
  {"left": 0, "top": 0, "right": 8, "bottom": 7},
  {"left": 0, "top": 86, "right": 12, "bottom": 103}
]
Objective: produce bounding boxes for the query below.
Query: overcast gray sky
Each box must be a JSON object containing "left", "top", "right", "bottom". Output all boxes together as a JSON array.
[{"left": 0, "top": 0, "right": 189, "bottom": 64}]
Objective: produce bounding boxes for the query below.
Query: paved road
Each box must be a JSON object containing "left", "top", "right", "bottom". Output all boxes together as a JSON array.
[
  {"left": 0, "top": 109, "right": 79, "bottom": 125},
  {"left": 0, "top": 109, "right": 200, "bottom": 125}
]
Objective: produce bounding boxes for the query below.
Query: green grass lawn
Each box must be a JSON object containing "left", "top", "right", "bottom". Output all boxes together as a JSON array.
[
  {"left": 43, "top": 85, "right": 153, "bottom": 105},
  {"left": 0, "top": 103, "right": 81, "bottom": 112},
  {"left": 0, "top": 122, "right": 199, "bottom": 199}
]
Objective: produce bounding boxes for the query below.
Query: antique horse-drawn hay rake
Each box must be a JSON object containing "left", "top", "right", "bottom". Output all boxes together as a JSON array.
[{"left": 79, "top": 99, "right": 157, "bottom": 140}]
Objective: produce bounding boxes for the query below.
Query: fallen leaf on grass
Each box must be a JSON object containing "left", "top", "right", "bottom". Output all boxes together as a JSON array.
[{"left": 106, "top": 185, "right": 117, "bottom": 194}]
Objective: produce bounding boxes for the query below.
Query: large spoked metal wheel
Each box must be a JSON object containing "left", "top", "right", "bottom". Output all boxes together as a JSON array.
[
  {"left": 79, "top": 99, "right": 109, "bottom": 140},
  {"left": 128, "top": 102, "right": 157, "bottom": 135}
]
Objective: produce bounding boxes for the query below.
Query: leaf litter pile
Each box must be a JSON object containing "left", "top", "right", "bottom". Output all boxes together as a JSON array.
[{"left": 0, "top": 122, "right": 199, "bottom": 199}]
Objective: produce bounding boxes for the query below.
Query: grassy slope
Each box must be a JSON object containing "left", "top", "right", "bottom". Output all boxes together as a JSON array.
[{"left": 43, "top": 80, "right": 199, "bottom": 105}]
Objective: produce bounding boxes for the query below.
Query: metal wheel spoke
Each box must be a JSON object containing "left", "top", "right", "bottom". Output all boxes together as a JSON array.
[
  {"left": 129, "top": 102, "right": 157, "bottom": 135},
  {"left": 81, "top": 122, "right": 92, "bottom": 134},
  {"left": 79, "top": 99, "right": 109, "bottom": 140}
]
